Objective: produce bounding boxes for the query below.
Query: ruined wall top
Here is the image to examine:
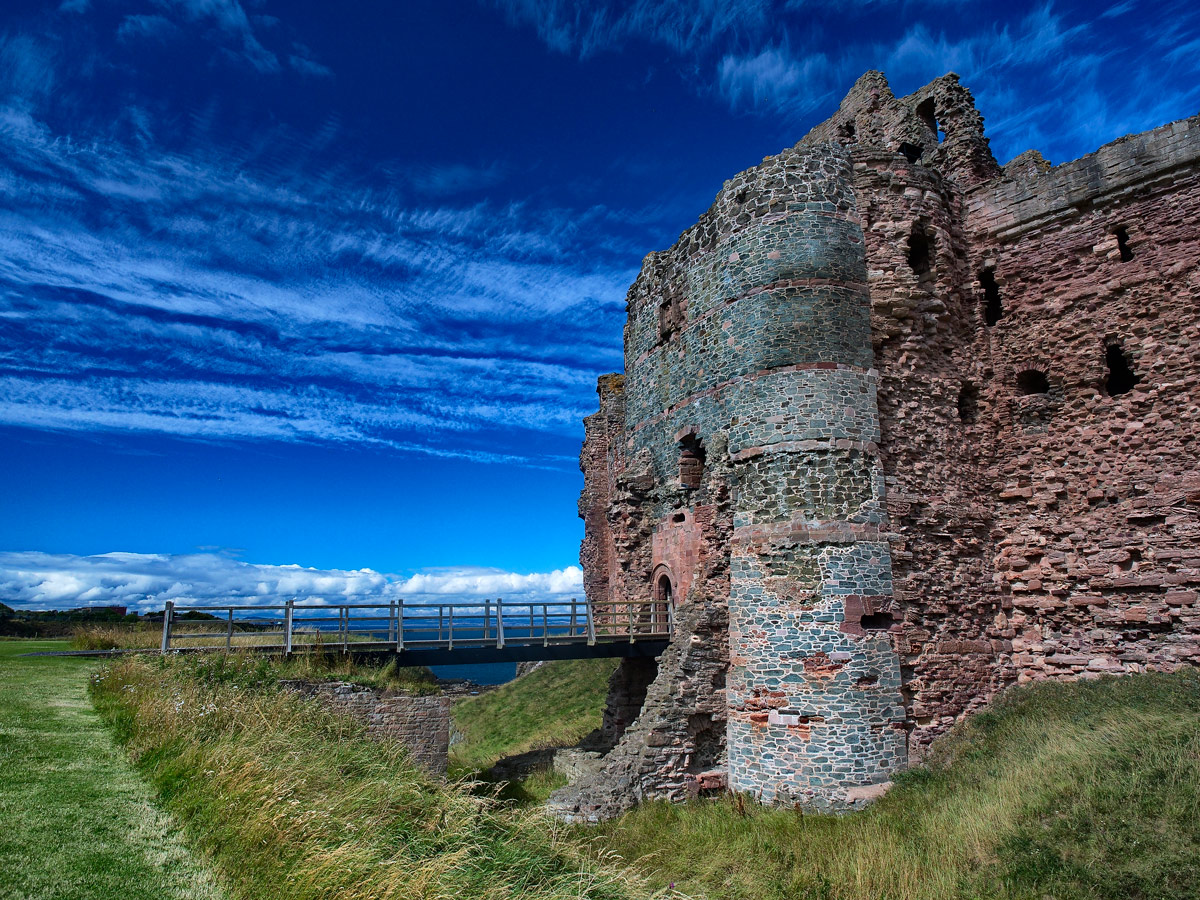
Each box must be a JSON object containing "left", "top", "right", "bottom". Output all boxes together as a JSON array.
[
  {"left": 971, "top": 113, "right": 1200, "bottom": 239},
  {"left": 799, "top": 70, "right": 1000, "bottom": 186}
]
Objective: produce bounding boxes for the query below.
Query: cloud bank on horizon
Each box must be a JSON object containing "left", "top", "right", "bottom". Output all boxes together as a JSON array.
[
  {"left": 2, "top": 0, "right": 1198, "bottom": 471},
  {"left": 0, "top": 550, "right": 584, "bottom": 611}
]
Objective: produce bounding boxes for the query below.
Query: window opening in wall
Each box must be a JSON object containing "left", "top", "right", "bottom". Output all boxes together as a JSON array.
[
  {"left": 672, "top": 512, "right": 686, "bottom": 524},
  {"left": 915, "top": 98, "right": 943, "bottom": 142},
  {"left": 658, "top": 295, "right": 682, "bottom": 344},
  {"left": 957, "top": 382, "right": 979, "bottom": 423},
  {"left": 678, "top": 434, "right": 706, "bottom": 489},
  {"left": 1105, "top": 343, "right": 1142, "bottom": 396},
  {"left": 860, "top": 612, "right": 893, "bottom": 631},
  {"left": 1017, "top": 369, "right": 1050, "bottom": 395},
  {"left": 908, "top": 224, "right": 932, "bottom": 276},
  {"left": 981, "top": 267, "right": 1002, "bottom": 325},
  {"left": 840, "top": 120, "right": 856, "bottom": 142},
  {"left": 898, "top": 142, "right": 923, "bottom": 163},
  {"left": 1114, "top": 226, "right": 1134, "bottom": 262}
]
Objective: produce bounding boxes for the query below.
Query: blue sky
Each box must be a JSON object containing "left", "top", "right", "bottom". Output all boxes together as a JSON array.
[{"left": 2, "top": 0, "right": 1198, "bottom": 609}]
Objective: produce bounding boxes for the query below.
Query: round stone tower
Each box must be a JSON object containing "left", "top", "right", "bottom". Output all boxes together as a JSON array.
[
  {"left": 607, "top": 139, "right": 906, "bottom": 808},
  {"left": 706, "top": 143, "right": 904, "bottom": 807}
]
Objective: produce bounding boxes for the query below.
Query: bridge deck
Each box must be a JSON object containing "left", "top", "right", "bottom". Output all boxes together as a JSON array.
[{"left": 61, "top": 597, "right": 676, "bottom": 664}]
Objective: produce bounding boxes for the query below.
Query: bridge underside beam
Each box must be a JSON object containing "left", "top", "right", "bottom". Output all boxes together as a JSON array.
[{"left": 30, "top": 640, "right": 671, "bottom": 665}]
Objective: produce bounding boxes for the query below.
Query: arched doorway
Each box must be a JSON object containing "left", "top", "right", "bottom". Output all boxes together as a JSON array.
[{"left": 651, "top": 567, "right": 675, "bottom": 634}]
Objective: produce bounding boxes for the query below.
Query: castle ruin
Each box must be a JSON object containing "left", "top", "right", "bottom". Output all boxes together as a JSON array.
[{"left": 550, "top": 71, "right": 1200, "bottom": 820}]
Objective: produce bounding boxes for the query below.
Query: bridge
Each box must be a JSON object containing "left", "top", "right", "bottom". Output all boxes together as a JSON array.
[{"left": 150, "top": 597, "right": 672, "bottom": 666}]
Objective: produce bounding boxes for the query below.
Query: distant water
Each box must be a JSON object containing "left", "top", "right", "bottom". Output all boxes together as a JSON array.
[
  {"left": 232, "top": 612, "right": 549, "bottom": 685},
  {"left": 431, "top": 662, "right": 516, "bottom": 685}
]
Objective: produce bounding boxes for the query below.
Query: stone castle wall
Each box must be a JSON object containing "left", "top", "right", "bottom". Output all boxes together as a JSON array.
[
  {"left": 553, "top": 70, "right": 1200, "bottom": 819},
  {"left": 281, "top": 680, "right": 450, "bottom": 774}
]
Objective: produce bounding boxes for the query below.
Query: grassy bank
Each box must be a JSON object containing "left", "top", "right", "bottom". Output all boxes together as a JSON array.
[
  {"left": 450, "top": 657, "right": 618, "bottom": 776},
  {"left": 595, "top": 671, "right": 1200, "bottom": 900},
  {"left": 0, "top": 640, "right": 225, "bottom": 900},
  {"left": 91, "top": 652, "right": 644, "bottom": 900}
]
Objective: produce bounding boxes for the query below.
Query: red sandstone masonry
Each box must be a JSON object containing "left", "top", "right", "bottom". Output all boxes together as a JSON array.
[
  {"left": 280, "top": 681, "right": 450, "bottom": 775},
  {"left": 557, "top": 70, "right": 1200, "bottom": 819}
]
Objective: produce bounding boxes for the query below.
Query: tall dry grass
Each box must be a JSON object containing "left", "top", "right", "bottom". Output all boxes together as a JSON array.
[
  {"left": 72, "top": 623, "right": 265, "bottom": 651},
  {"left": 594, "top": 671, "right": 1200, "bottom": 900},
  {"left": 91, "top": 654, "right": 651, "bottom": 900}
]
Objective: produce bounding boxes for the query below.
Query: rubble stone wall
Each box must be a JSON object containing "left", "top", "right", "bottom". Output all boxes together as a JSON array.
[
  {"left": 556, "top": 69, "right": 1200, "bottom": 819},
  {"left": 281, "top": 681, "right": 450, "bottom": 775}
]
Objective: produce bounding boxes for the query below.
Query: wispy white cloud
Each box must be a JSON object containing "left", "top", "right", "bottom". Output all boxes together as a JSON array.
[
  {"left": 483, "top": 0, "right": 772, "bottom": 57},
  {"left": 147, "top": 0, "right": 280, "bottom": 72},
  {"left": 0, "top": 33, "right": 57, "bottom": 107},
  {"left": 0, "top": 550, "right": 583, "bottom": 610},
  {"left": 0, "top": 28, "right": 647, "bottom": 465},
  {"left": 717, "top": 43, "right": 833, "bottom": 114},
  {"left": 117, "top": 14, "right": 179, "bottom": 42},
  {"left": 288, "top": 43, "right": 332, "bottom": 79},
  {"left": 710, "top": 2, "right": 1200, "bottom": 165}
]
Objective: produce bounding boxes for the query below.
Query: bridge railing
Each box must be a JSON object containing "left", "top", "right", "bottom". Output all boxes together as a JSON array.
[{"left": 158, "top": 597, "right": 673, "bottom": 653}]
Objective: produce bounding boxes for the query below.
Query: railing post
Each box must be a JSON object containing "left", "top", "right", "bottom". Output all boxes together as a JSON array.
[
  {"left": 438, "top": 607, "right": 444, "bottom": 643},
  {"left": 226, "top": 606, "right": 233, "bottom": 650},
  {"left": 448, "top": 604, "right": 454, "bottom": 651},
  {"left": 285, "top": 599, "right": 294, "bottom": 655},
  {"left": 496, "top": 598, "right": 505, "bottom": 649},
  {"left": 542, "top": 604, "right": 549, "bottom": 647},
  {"left": 160, "top": 600, "right": 174, "bottom": 652},
  {"left": 341, "top": 606, "right": 348, "bottom": 652},
  {"left": 585, "top": 599, "right": 596, "bottom": 646},
  {"left": 396, "top": 599, "right": 405, "bottom": 651},
  {"left": 628, "top": 600, "right": 635, "bottom": 643},
  {"left": 668, "top": 597, "right": 675, "bottom": 638},
  {"left": 484, "top": 600, "right": 490, "bottom": 643},
  {"left": 389, "top": 601, "right": 396, "bottom": 645}
]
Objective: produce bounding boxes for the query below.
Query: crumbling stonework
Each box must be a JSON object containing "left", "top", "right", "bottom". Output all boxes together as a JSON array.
[
  {"left": 553, "top": 70, "right": 1200, "bottom": 818},
  {"left": 281, "top": 681, "right": 450, "bottom": 774}
]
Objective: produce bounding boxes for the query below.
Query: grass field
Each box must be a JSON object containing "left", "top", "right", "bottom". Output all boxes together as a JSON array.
[
  {"left": 0, "top": 640, "right": 226, "bottom": 900},
  {"left": 450, "top": 657, "right": 618, "bottom": 777},
  {"left": 89, "top": 652, "right": 645, "bottom": 900},
  {"left": 6, "top": 635, "right": 1197, "bottom": 900},
  {"left": 594, "top": 671, "right": 1200, "bottom": 900}
]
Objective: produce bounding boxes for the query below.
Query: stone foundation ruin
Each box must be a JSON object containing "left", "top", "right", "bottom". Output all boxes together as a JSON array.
[{"left": 549, "top": 70, "right": 1200, "bottom": 821}]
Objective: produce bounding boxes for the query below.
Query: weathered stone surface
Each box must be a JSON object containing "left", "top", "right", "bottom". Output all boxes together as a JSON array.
[
  {"left": 280, "top": 680, "right": 450, "bottom": 774},
  {"left": 557, "top": 69, "right": 1200, "bottom": 818}
]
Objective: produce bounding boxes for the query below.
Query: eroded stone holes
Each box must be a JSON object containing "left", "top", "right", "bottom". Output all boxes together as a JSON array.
[
  {"left": 859, "top": 612, "right": 894, "bottom": 631},
  {"left": 908, "top": 224, "right": 933, "bottom": 276},
  {"left": 1105, "top": 343, "right": 1141, "bottom": 396},
  {"left": 981, "top": 267, "right": 1002, "bottom": 325},
  {"left": 1114, "top": 226, "right": 1134, "bottom": 262},
  {"left": 678, "top": 434, "right": 705, "bottom": 489},
  {"left": 1017, "top": 369, "right": 1050, "bottom": 395},
  {"left": 916, "top": 97, "right": 944, "bottom": 143},
  {"left": 658, "top": 295, "right": 683, "bottom": 344},
  {"left": 957, "top": 382, "right": 979, "bottom": 423}
]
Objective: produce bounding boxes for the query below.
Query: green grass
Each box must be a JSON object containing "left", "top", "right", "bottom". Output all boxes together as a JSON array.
[
  {"left": 593, "top": 671, "right": 1200, "bottom": 900},
  {"left": 450, "top": 658, "right": 618, "bottom": 777},
  {"left": 11, "top": 631, "right": 1196, "bottom": 900},
  {"left": 162, "top": 644, "right": 442, "bottom": 694},
  {"left": 89, "top": 652, "right": 646, "bottom": 900},
  {"left": 0, "top": 640, "right": 226, "bottom": 900}
]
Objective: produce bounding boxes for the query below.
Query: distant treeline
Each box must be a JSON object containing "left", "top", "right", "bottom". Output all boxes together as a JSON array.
[{"left": 0, "top": 603, "right": 223, "bottom": 638}]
